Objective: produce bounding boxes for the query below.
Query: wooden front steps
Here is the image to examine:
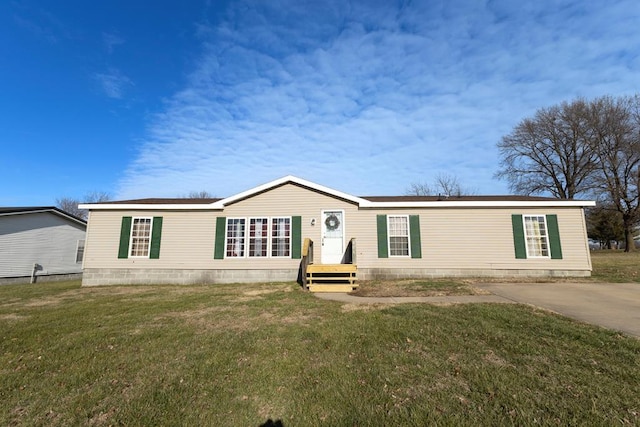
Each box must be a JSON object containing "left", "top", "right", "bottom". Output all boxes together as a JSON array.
[{"left": 306, "top": 264, "right": 358, "bottom": 293}]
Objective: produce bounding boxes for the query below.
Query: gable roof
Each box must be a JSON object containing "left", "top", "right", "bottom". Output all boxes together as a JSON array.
[
  {"left": 79, "top": 175, "right": 596, "bottom": 210},
  {"left": 80, "top": 175, "right": 370, "bottom": 210},
  {"left": 0, "top": 207, "right": 87, "bottom": 226}
]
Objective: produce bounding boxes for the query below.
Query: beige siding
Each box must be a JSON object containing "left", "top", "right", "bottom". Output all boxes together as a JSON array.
[
  {"left": 351, "top": 207, "right": 591, "bottom": 271},
  {"left": 85, "top": 210, "right": 219, "bottom": 269},
  {"left": 221, "top": 184, "right": 358, "bottom": 269},
  {"left": 84, "top": 183, "right": 591, "bottom": 274},
  {"left": 84, "top": 184, "right": 358, "bottom": 270}
]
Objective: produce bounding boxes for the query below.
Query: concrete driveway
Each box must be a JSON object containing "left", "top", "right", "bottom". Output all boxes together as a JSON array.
[{"left": 477, "top": 282, "right": 640, "bottom": 338}]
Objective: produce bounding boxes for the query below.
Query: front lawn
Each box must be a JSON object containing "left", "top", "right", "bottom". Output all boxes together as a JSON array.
[
  {"left": 353, "top": 250, "right": 640, "bottom": 297},
  {"left": 352, "top": 279, "right": 488, "bottom": 297},
  {"left": 590, "top": 250, "right": 640, "bottom": 282},
  {"left": 1, "top": 280, "right": 639, "bottom": 426}
]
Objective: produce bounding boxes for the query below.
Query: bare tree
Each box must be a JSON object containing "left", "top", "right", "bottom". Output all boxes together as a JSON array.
[
  {"left": 433, "top": 173, "right": 467, "bottom": 197},
  {"left": 186, "top": 190, "right": 215, "bottom": 198},
  {"left": 56, "top": 197, "right": 85, "bottom": 219},
  {"left": 56, "top": 191, "right": 112, "bottom": 220},
  {"left": 406, "top": 173, "right": 475, "bottom": 197},
  {"left": 496, "top": 94, "right": 640, "bottom": 251},
  {"left": 495, "top": 98, "right": 598, "bottom": 199},
  {"left": 405, "top": 182, "right": 432, "bottom": 196},
  {"left": 588, "top": 95, "right": 640, "bottom": 252},
  {"left": 84, "top": 191, "right": 112, "bottom": 203}
]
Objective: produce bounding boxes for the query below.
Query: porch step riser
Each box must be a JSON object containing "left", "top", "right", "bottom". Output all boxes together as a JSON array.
[
  {"left": 306, "top": 264, "right": 358, "bottom": 292},
  {"left": 308, "top": 284, "right": 358, "bottom": 293},
  {"left": 306, "top": 264, "right": 357, "bottom": 273}
]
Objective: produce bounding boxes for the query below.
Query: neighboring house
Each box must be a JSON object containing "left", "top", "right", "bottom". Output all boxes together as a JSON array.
[
  {"left": 80, "top": 176, "right": 595, "bottom": 290},
  {"left": 0, "top": 207, "right": 87, "bottom": 284}
]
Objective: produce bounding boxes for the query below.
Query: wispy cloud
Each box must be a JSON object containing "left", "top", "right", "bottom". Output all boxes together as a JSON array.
[
  {"left": 94, "top": 68, "right": 133, "bottom": 99},
  {"left": 102, "top": 32, "right": 125, "bottom": 54},
  {"left": 13, "top": 6, "right": 70, "bottom": 44},
  {"left": 117, "top": 0, "right": 640, "bottom": 199}
]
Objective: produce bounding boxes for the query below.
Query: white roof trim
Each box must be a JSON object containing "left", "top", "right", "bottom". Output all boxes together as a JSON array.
[
  {"left": 80, "top": 175, "right": 596, "bottom": 210},
  {"left": 358, "top": 200, "right": 596, "bottom": 208},
  {"left": 78, "top": 203, "right": 222, "bottom": 210},
  {"left": 211, "top": 175, "right": 370, "bottom": 208},
  {"left": 81, "top": 175, "right": 369, "bottom": 210}
]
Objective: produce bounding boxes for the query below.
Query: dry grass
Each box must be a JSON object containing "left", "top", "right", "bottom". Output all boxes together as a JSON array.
[
  {"left": 352, "top": 278, "right": 490, "bottom": 297},
  {"left": 350, "top": 250, "right": 640, "bottom": 297},
  {"left": 590, "top": 250, "right": 640, "bottom": 282},
  {"left": 2, "top": 280, "right": 640, "bottom": 426}
]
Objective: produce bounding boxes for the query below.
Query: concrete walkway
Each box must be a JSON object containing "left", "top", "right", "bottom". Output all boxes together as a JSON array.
[
  {"left": 478, "top": 282, "right": 640, "bottom": 338},
  {"left": 315, "top": 282, "right": 640, "bottom": 338}
]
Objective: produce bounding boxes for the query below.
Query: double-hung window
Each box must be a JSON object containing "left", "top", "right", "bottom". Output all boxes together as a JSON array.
[
  {"left": 76, "top": 239, "right": 85, "bottom": 263},
  {"left": 377, "top": 214, "right": 421, "bottom": 259},
  {"left": 523, "top": 215, "right": 550, "bottom": 257},
  {"left": 271, "top": 217, "right": 291, "bottom": 257},
  {"left": 388, "top": 215, "right": 410, "bottom": 256},
  {"left": 118, "top": 216, "right": 163, "bottom": 259},
  {"left": 130, "top": 218, "right": 152, "bottom": 257},
  {"left": 249, "top": 218, "right": 269, "bottom": 257},
  {"left": 218, "top": 216, "right": 298, "bottom": 259},
  {"left": 226, "top": 218, "right": 246, "bottom": 257}
]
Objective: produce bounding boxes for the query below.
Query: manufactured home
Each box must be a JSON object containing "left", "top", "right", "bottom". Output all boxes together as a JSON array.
[
  {"left": 0, "top": 207, "right": 87, "bottom": 284},
  {"left": 80, "top": 176, "right": 594, "bottom": 291}
]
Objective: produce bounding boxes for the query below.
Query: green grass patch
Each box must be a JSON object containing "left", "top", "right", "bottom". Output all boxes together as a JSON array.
[
  {"left": 353, "top": 279, "right": 485, "bottom": 297},
  {"left": 590, "top": 250, "right": 640, "bottom": 282},
  {"left": 357, "top": 251, "right": 640, "bottom": 297},
  {"left": 2, "top": 280, "right": 639, "bottom": 426}
]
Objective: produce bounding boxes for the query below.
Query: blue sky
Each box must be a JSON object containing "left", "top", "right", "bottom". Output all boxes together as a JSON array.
[{"left": 1, "top": 0, "right": 639, "bottom": 205}]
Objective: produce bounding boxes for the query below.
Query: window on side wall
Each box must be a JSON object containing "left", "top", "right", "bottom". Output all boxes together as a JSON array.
[
  {"left": 524, "top": 215, "right": 550, "bottom": 257},
  {"left": 388, "top": 215, "right": 410, "bottom": 256},
  {"left": 249, "top": 218, "right": 268, "bottom": 257},
  {"left": 226, "top": 218, "right": 246, "bottom": 257},
  {"left": 76, "top": 239, "right": 85, "bottom": 263},
  {"left": 130, "top": 218, "right": 152, "bottom": 257},
  {"left": 271, "top": 217, "right": 291, "bottom": 257}
]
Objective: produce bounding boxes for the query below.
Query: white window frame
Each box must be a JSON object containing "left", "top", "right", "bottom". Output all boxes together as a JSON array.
[
  {"left": 75, "top": 239, "right": 85, "bottom": 263},
  {"left": 523, "top": 215, "right": 550, "bottom": 258},
  {"left": 224, "top": 216, "right": 294, "bottom": 259},
  {"left": 225, "top": 218, "right": 246, "bottom": 258},
  {"left": 387, "top": 215, "right": 410, "bottom": 257},
  {"left": 129, "top": 217, "right": 153, "bottom": 258},
  {"left": 248, "top": 217, "right": 269, "bottom": 258},
  {"left": 271, "top": 217, "right": 292, "bottom": 258}
]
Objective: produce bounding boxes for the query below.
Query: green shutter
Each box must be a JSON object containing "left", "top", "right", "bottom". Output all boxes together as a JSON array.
[
  {"left": 377, "top": 215, "right": 388, "bottom": 258},
  {"left": 546, "top": 214, "right": 563, "bottom": 259},
  {"left": 214, "top": 217, "right": 226, "bottom": 259},
  {"left": 118, "top": 217, "right": 132, "bottom": 259},
  {"left": 149, "top": 217, "right": 163, "bottom": 259},
  {"left": 292, "top": 216, "right": 302, "bottom": 259},
  {"left": 409, "top": 215, "right": 422, "bottom": 259},
  {"left": 511, "top": 214, "right": 527, "bottom": 259}
]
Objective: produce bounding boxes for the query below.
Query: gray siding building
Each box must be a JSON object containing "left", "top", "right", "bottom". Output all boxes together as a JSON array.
[{"left": 0, "top": 207, "right": 87, "bottom": 284}]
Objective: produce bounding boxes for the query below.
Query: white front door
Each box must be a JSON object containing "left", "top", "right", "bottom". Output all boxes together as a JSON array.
[{"left": 321, "top": 210, "right": 344, "bottom": 264}]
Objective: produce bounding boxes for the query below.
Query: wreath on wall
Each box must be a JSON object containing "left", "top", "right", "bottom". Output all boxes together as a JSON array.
[{"left": 325, "top": 214, "right": 340, "bottom": 231}]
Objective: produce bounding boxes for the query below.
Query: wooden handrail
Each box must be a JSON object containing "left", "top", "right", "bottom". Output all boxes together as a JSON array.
[
  {"left": 298, "top": 238, "right": 314, "bottom": 290},
  {"left": 340, "top": 238, "right": 356, "bottom": 264},
  {"left": 302, "top": 238, "right": 312, "bottom": 257}
]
